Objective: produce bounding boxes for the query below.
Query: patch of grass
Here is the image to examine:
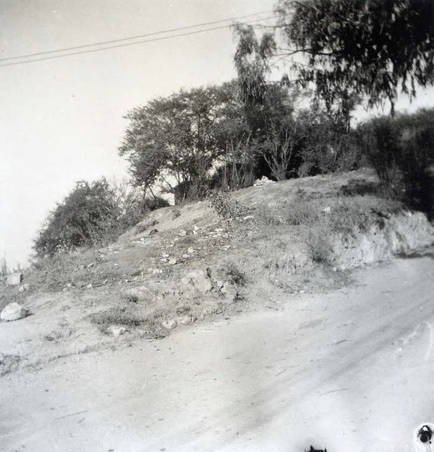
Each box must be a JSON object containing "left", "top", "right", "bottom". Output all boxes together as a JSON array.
[
  {"left": 90, "top": 306, "right": 145, "bottom": 332},
  {"left": 285, "top": 199, "right": 321, "bottom": 226}
]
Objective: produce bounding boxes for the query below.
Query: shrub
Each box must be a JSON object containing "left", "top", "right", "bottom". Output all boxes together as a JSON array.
[
  {"left": 207, "top": 191, "right": 248, "bottom": 220},
  {"left": 34, "top": 179, "right": 120, "bottom": 257},
  {"left": 360, "top": 108, "right": 434, "bottom": 214}
]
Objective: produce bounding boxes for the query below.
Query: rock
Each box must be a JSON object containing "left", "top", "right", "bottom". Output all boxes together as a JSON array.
[
  {"left": 1, "top": 303, "right": 28, "bottom": 322},
  {"left": 6, "top": 273, "right": 23, "bottom": 286},
  {"left": 176, "top": 305, "right": 191, "bottom": 314},
  {"left": 322, "top": 206, "right": 331, "bottom": 214},
  {"left": 18, "top": 283, "right": 30, "bottom": 293},
  {"left": 107, "top": 325, "right": 127, "bottom": 338},
  {"left": 168, "top": 258, "right": 177, "bottom": 265},
  {"left": 178, "top": 315, "right": 192, "bottom": 326},
  {"left": 122, "top": 286, "right": 151, "bottom": 302},
  {"left": 0, "top": 353, "right": 21, "bottom": 376},
  {"left": 181, "top": 269, "right": 213, "bottom": 295},
  {"left": 161, "top": 319, "right": 177, "bottom": 330},
  {"left": 86, "top": 283, "right": 93, "bottom": 289},
  {"left": 221, "top": 283, "right": 239, "bottom": 302},
  {"left": 178, "top": 230, "right": 187, "bottom": 237},
  {"left": 254, "top": 176, "right": 275, "bottom": 187},
  {"left": 187, "top": 247, "right": 195, "bottom": 254}
]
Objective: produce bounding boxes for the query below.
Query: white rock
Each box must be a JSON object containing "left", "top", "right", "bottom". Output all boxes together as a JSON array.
[
  {"left": 254, "top": 176, "right": 275, "bottom": 187},
  {"left": 161, "top": 319, "right": 177, "bottom": 330},
  {"left": 107, "top": 325, "right": 127, "bottom": 337},
  {"left": 1, "top": 303, "right": 28, "bottom": 322},
  {"left": 178, "top": 315, "right": 192, "bottom": 326},
  {"left": 181, "top": 269, "right": 212, "bottom": 295},
  {"left": 168, "top": 258, "right": 177, "bottom": 265},
  {"left": 18, "top": 283, "right": 29, "bottom": 293},
  {"left": 6, "top": 273, "right": 23, "bottom": 286}
]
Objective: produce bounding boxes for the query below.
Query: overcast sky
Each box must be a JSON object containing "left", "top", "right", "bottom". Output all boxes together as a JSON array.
[{"left": 0, "top": 0, "right": 433, "bottom": 268}]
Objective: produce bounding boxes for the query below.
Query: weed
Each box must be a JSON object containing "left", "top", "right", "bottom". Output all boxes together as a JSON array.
[
  {"left": 208, "top": 191, "right": 248, "bottom": 220},
  {"left": 285, "top": 199, "right": 320, "bottom": 226},
  {"left": 90, "top": 307, "right": 145, "bottom": 332},
  {"left": 225, "top": 262, "right": 246, "bottom": 286}
]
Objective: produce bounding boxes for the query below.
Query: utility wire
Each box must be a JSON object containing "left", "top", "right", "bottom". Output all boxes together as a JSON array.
[{"left": 0, "top": 9, "right": 275, "bottom": 65}]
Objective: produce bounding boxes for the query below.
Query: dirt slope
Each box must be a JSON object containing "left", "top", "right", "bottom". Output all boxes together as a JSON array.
[{"left": 1, "top": 254, "right": 434, "bottom": 452}]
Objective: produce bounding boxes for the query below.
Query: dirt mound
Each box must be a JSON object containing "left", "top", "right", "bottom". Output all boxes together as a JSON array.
[{"left": 1, "top": 168, "right": 433, "bottom": 375}]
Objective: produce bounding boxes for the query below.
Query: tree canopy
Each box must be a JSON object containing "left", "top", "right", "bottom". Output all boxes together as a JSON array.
[
  {"left": 275, "top": 0, "right": 434, "bottom": 114},
  {"left": 119, "top": 82, "right": 246, "bottom": 199}
]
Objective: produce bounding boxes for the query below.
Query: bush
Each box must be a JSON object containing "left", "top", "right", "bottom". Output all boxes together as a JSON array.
[
  {"left": 34, "top": 179, "right": 120, "bottom": 257},
  {"left": 360, "top": 109, "right": 434, "bottom": 214}
]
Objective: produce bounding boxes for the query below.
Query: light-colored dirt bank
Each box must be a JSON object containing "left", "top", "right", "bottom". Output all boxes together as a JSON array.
[{"left": 1, "top": 253, "right": 434, "bottom": 452}]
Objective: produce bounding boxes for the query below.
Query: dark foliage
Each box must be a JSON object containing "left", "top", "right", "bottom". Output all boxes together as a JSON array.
[
  {"left": 277, "top": 0, "right": 434, "bottom": 115},
  {"left": 34, "top": 179, "right": 120, "bottom": 257},
  {"left": 359, "top": 108, "right": 434, "bottom": 214}
]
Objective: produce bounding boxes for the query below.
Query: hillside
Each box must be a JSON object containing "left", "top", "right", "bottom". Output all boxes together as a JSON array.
[{"left": 1, "top": 168, "right": 433, "bottom": 377}]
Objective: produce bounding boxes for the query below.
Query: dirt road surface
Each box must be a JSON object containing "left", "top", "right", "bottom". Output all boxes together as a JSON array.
[{"left": 1, "top": 255, "right": 434, "bottom": 452}]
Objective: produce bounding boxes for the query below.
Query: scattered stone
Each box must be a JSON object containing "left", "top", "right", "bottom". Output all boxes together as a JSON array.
[
  {"left": 123, "top": 286, "right": 152, "bottom": 303},
  {"left": 182, "top": 254, "right": 189, "bottom": 259},
  {"left": 178, "top": 315, "right": 192, "bottom": 326},
  {"left": 148, "top": 228, "right": 158, "bottom": 236},
  {"left": 87, "top": 262, "right": 95, "bottom": 269},
  {"left": 254, "top": 176, "right": 275, "bottom": 187},
  {"left": 221, "top": 283, "right": 239, "bottom": 301},
  {"left": 162, "top": 253, "right": 170, "bottom": 258},
  {"left": 243, "top": 215, "right": 254, "bottom": 221},
  {"left": 322, "top": 206, "right": 331, "bottom": 214},
  {"left": 181, "top": 269, "right": 213, "bottom": 295},
  {"left": 107, "top": 325, "right": 127, "bottom": 338},
  {"left": 6, "top": 272, "right": 23, "bottom": 286},
  {"left": 176, "top": 305, "right": 191, "bottom": 314},
  {"left": 178, "top": 230, "right": 187, "bottom": 237},
  {"left": 168, "top": 258, "right": 177, "bottom": 265},
  {"left": 18, "top": 283, "right": 30, "bottom": 293},
  {"left": 161, "top": 319, "right": 177, "bottom": 330},
  {"left": 1, "top": 302, "right": 29, "bottom": 322},
  {"left": 86, "top": 283, "right": 93, "bottom": 289},
  {"left": 187, "top": 247, "right": 195, "bottom": 254}
]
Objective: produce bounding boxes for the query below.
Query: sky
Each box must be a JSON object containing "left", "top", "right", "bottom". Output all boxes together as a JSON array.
[
  {"left": 0, "top": 0, "right": 277, "bottom": 267},
  {"left": 0, "top": 0, "right": 433, "bottom": 268}
]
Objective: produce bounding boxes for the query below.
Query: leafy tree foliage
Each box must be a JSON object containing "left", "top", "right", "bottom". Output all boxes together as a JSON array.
[
  {"left": 276, "top": 0, "right": 434, "bottom": 114},
  {"left": 34, "top": 178, "right": 120, "bottom": 257},
  {"left": 119, "top": 82, "right": 246, "bottom": 201},
  {"left": 359, "top": 108, "right": 434, "bottom": 213}
]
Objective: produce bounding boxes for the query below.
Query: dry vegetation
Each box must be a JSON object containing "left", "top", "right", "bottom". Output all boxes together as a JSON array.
[{"left": 1, "top": 168, "right": 433, "bottom": 375}]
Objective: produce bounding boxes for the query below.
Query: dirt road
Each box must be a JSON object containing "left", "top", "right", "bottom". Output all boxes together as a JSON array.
[{"left": 1, "top": 255, "right": 434, "bottom": 452}]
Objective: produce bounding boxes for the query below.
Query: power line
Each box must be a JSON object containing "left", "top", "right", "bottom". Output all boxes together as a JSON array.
[{"left": 0, "top": 10, "right": 275, "bottom": 66}]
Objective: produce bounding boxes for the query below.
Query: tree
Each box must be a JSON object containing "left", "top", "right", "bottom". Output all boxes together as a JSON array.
[
  {"left": 34, "top": 178, "right": 120, "bottom": 257},
  {"left": 276, "top": 0, "right": 434, "bottom": 115},
  {"left": 119, "top": 82, "right": 246, "bottom": 201}
]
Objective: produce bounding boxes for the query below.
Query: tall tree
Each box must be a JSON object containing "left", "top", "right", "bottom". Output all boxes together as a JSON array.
[
  {"left": 119, "top": 82, "right": 245, "bottom": 200},
  {"left": 276, "top": 0, "right": 434, "bottom": 115}
]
